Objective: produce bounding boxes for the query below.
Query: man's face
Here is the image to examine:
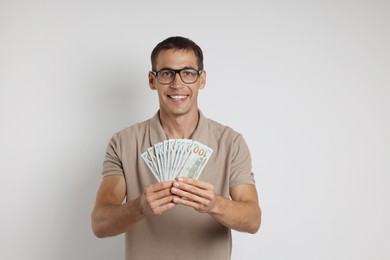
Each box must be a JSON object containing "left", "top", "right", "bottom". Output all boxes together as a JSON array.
[{"left": 149, "top": 49, "right": 206, "bottom": 117}]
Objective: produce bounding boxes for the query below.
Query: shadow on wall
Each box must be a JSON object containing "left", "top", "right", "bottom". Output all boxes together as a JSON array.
[
  {"left": 54, "top": 55, "right": 155, "bottom": 259},
  {"left": 90, "top": 55, "right": 156, "bottom": 129}
]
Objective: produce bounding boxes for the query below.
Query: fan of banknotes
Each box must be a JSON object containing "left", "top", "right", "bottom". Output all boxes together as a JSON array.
[{"left": 141, "top": 139, "right": 213, "bottom": 182}]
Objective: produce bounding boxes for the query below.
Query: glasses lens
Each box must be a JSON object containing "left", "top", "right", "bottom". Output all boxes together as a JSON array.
[
  {"left": 157, "top": 70, "right": 175, "bottom": 84},
  {"left": 157, "top": 69, "right": 199, "bottom": 84},
  {"left": 179, "top": 69, "right": 198, "bottom": 84}
]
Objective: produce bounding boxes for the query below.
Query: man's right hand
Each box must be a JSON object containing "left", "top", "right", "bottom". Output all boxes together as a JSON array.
[
  {"left": 139, "top": 181, "right": 178, "bottom": 216},
  {"left": 92, "top": 176, "right": 177, "bottom": 238}
]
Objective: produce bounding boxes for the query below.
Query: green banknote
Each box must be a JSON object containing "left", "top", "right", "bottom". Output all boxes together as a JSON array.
[{"left": 141, "top": 139, "right": 213, "bottom": 182}]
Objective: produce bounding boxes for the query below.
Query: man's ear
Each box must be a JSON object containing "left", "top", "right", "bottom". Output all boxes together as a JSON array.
[
  {"left": 149, "top": 71, "right": 156, "bottom": 90},
  {"left": 199, "top": 70, "right": 207, "bottom": 89}
]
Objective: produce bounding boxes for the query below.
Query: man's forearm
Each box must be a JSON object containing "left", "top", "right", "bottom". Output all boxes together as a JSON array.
[
  {"left": 170, "top": 178, "right": 261, "bottom": 233},
  {"left": 210, "top": 195, "right": 261, "bottom": 234},
  {"left": 92, "top": 197, "right": 144, "bottom": 238}
]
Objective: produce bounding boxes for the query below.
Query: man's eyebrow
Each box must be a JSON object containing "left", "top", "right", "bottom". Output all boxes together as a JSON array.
[
  {"left": 157, "top": 66, "right": 197, "bottom": 71},
  {"left": 182, "top": 66, "right": 196, "bottom": 70}
]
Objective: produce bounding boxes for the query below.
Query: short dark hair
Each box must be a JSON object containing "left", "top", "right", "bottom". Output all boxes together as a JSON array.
[{"left": 151, "top": 36, "right": 204, "bottom": 71}]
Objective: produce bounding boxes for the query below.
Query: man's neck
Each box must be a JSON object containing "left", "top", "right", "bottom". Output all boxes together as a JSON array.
[{"left": 159, "top": 110, "right": 199, "bottom": 139}]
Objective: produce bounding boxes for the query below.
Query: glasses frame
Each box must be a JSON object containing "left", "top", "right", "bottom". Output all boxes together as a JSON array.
[{"left": 151, "top": 68, "right": 203, "bottom": 85}]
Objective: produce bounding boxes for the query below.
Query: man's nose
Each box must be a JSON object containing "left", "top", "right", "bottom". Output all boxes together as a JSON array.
[{"left": 170, "top": 72, "right": 184, "bottom": 88}]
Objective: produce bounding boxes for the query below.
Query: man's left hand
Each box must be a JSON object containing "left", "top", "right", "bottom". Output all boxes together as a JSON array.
[{"left": 170, "top": 177, "right": 218, "bottom": 213}]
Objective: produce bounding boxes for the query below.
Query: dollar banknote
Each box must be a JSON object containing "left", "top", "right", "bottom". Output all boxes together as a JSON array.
[{"left": 141, "top": 139, "right": 213, "bottom": 182}]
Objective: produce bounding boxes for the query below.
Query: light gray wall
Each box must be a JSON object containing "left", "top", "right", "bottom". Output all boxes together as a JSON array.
[{"left": 1, "top": 1, "right": 389, "bottom": 259}]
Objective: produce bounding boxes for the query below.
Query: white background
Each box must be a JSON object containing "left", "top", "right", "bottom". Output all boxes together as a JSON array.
[{"left": 1, "top": 1, "right": 389, "bottom": 259}]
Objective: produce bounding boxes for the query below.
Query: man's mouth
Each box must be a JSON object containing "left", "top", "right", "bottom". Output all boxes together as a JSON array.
[{"left": 168, "top": 95, "right": 188, "bottom": 101}]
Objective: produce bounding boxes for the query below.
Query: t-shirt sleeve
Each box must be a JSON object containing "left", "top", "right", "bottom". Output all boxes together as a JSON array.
[
  {"left": 102, "top": 133, "right": 124, "bottom": 177},
  {"left": 229, "top": 134, "right": 255, "bottom": 188}
]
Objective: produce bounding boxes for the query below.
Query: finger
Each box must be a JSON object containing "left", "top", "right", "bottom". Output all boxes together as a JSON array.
[
  {"left": 142, "top": 194, "right": 178, "bottom": 215},
  {"left": 143, "top": 186, "right": 178, "bottom": 211},
  {"left": 147, "top": 181, "right": 174, "bottom": 192},
  {"left": 151, "top": 187, "right": 174, "bottom": 200},
  {"left": 143, "top": 181, "right": 174, "bottom": 200},
  {"left": 176, "top": 177, "right": 214, "bottom": 191},
  {"left": 173, "top": 196, "right": 198, "bottom": 207},
  {"left": 148, "top": 200, "right": 177, "bottom": 215},
  {"left": 172, "top": 181, "right": 214, "bottom": 201},
  {"left": 171, "top": 186, "right": 211, "bottom": 205},
  {"left": 156, "top": 202, "right": 176, "bottom": 214},
  {"left": 149, "top": 195, "right": 177, "bottom": 210},
  {"left": 172, "top": 196, "right": 210, "bottom": 212}
]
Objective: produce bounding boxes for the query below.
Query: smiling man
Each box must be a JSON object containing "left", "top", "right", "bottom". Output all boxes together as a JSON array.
[
  {"left": 91, "top": 36, "right": 261, "bottom": 260},
  {"left": 149, "top": 47, "right": 205, "bottom": 137}
]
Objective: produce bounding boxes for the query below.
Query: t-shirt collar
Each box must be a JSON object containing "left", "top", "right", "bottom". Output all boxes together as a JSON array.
[{"left": 149, "top": 110, "right": 209, "bottom": 145}]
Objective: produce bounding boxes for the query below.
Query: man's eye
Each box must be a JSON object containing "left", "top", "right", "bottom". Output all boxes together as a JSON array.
[
  {"left": 160, "top": 71, "right": 174, "bottom": 77},
  {"left": 183, "top": 70, "right": 195, "bottom": 76}
]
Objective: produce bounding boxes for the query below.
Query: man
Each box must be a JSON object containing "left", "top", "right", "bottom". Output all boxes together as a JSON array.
[{"left": 91, "top": 36, "right": 261, "bottom": 260}]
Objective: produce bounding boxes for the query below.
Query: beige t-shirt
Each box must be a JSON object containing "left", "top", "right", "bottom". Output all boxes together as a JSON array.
[{"left": 103, "top": 111, "right": 255, "bottom": 260}]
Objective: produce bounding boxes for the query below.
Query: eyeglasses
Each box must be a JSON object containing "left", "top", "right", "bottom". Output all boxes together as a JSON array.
[{"left": 151, "top": 68, "right": 203, "bottom": 85}]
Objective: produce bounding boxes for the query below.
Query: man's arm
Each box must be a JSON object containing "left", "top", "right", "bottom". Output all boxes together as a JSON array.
[
  {"left": 91, "top": 175, "right": 177, "bottom": 238},
  {"left": 171, "top": 178, "right": 261, "bottom": 234}
]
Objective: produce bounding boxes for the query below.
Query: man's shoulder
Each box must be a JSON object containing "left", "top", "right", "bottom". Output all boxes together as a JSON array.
[
  {"left": 112, "top": 117, "right": 152, "bottom": 140},
  {"left": 206, "top": 117, "right": 241, "bottom": 139}
]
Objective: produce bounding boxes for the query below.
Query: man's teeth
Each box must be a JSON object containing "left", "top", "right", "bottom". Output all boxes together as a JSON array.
[{"left": 170, "top": 95, "right": 186, "bottom": 100}]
